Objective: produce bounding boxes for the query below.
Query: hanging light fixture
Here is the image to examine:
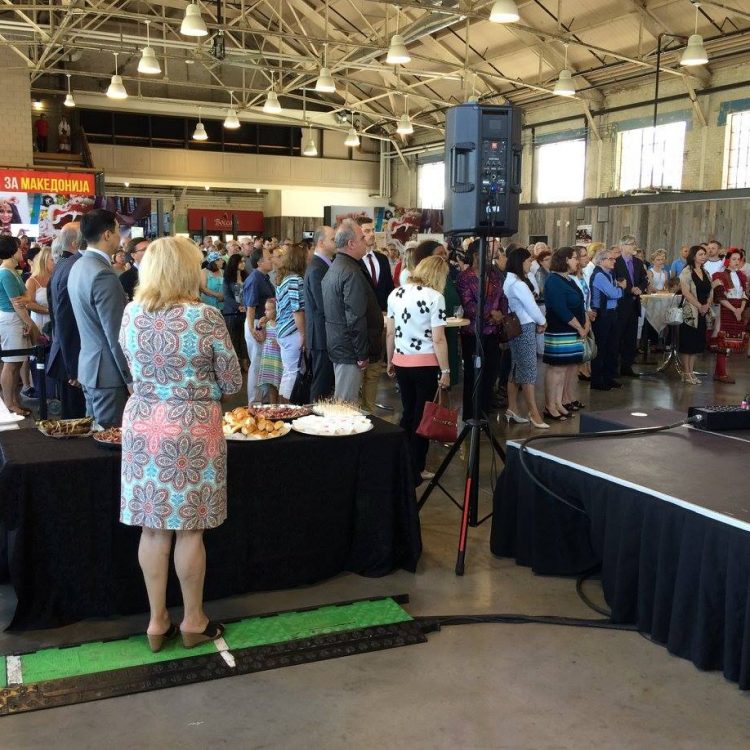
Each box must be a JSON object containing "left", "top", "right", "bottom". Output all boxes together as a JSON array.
[
  {"left": 64, "top": 73, "right": 75, "bottom": 107},
  {"left": 106, "top": 52, "right": 128, "bottom": 99},
  {"left": 301, "top": 88, "right": 317, "bottom": 156},
  {"left": 344, "top": 111, "right": 360, "bottom": 147},
  {"left": 553, "top": 44, "right": 576, "bottom": 96},
  {"left": 396, "top": 95, "right": 413, "bottom": 135},
  {"left": 316, "top": 45, "right": 336, "bottom": 93},
  {"left": 489, "top": 0, "right": 520, "bottom": 23},
  {"left": 181, "top": 2, "right": 208, "bottom": 36},
  {"left": 263, "top": 89, "right": 281, "bottom": 114},
  {"left": 193, "top": 108, "right": 208, "bottom": 140},
  {"left": 138, "top": 20, "right": 161, "bottom": 74},
  {"left": 681, "top": 3, "right": 708, "bottom": 66},
  {"left": 224, "top": 90, "right": 240, "bottom": 129},
  {"left": 386, "top": 9, "right": 411, "bottom": 65}
]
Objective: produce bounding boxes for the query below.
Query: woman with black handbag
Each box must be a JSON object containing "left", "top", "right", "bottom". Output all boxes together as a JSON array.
[
  {"left": 386, "top": 256, "right": 451, "bottom": 484},
  {"left": 503, "top": 248, "right": 548, "bottom": 429}
]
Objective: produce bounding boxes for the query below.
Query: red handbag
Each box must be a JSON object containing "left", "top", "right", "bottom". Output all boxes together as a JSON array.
[{"left": 416, "top": 387, "right": 459, "bottom": 443}]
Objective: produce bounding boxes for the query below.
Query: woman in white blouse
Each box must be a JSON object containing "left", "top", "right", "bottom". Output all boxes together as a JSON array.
[
  {"left": 503, "top": 248, "right": 548, "bottom": 429},
  {"left": 386, "top": 256, "right": 450, "bottom": 482}
]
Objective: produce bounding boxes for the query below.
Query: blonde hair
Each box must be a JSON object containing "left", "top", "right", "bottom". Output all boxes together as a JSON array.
[
  {"left": 31, "top": 246, "right": 52, "bottom": 278},
  {"left": 587, "top": 242, "right": 604, "bottom": 258},
  {"left": 135, "top": 236, "right": 202, "bottom": 312},
  {"left": 409, "top": 256, "right": 449, "bottom": 293},
  {"left": 651, "top": 248, "right": 667, "bottom": 263}
]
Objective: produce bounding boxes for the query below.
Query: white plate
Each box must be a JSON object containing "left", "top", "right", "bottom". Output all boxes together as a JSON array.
[
  {"left": 311, "top": 403, "right": 363, "bottom": 418},
  {"left": 225, "top": 423, "right": 291, "bottom": 441},
  {"left": 291, "top": 415, "right": 373, "bottom": 437}
]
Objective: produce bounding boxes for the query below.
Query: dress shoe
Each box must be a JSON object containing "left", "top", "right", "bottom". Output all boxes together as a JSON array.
[
  {"left": 504, "top": 409, "right": 529, "bottom": 424},
  {"left": 620, "top": 368, "right": 640, "bottom": 378}
]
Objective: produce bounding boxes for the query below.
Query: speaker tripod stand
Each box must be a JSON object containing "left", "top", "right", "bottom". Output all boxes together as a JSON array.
[{"left": 417, "top": 236, "right": 506, "bottom": 575}]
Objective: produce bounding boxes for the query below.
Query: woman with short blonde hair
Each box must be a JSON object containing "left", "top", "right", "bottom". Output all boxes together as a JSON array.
[
  {"left": 119, "top": 235, "right": 242, "bottom": 652},
  {"left": 409, "top": 255, "right": 449, "bottom": 294}
]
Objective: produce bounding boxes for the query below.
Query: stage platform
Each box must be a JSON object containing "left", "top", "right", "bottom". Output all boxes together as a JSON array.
[{"left": 491, "top": 408, "right": 750, "bottom": 689}]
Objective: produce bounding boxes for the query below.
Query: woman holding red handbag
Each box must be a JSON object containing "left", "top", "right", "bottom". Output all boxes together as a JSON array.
[{"left": 386, "top": 256, "right": 451, "bottom": 484}]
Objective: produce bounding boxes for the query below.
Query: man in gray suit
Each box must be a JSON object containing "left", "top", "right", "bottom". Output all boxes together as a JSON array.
[{"left": 68, "top": 209, "right": 131, "bottom": 427}]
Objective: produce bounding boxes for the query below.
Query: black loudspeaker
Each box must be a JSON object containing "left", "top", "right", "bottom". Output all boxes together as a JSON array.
[{"left": 443, "top": 104, "right": 522, "bottom": 236}]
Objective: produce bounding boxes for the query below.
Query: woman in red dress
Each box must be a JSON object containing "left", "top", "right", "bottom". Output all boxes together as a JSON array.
[{"left": 710, "top": 248, "right": 748, "bottom": 384}]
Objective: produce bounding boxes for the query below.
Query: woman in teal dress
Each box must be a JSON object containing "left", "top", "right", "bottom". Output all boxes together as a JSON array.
[
  {"left": 200, "top": 250, "right": 224, "bottom": 308},
  {"left": 119, "top": 237, "right": 241, "bottom": 652}
]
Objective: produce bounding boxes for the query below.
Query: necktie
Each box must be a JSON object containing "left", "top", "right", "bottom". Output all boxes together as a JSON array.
[{"left": 367, "top": 253, "right": 377, "bottom": 285}]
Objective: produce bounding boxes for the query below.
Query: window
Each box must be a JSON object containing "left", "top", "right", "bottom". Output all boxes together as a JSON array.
[
  {"left": 617, "top": 121, "right": 686, "bottom": 191},
  {"left": 534, "top": 138, "right": 586, "bottom": 203},
  {"left": 724, "top": 110, "right": 750, "bottom": 189},
  {"left": 418, "top": 161, "right": 445, "bottom": 209}
]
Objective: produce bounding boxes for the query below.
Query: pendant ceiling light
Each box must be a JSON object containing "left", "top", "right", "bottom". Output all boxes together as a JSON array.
[
  {"left": 680, "top": 4, "right": 708, "bottom": 66},
  {"left": 386, "top": 9, "right": 410, "bottom": 65},
  {"left": 193, "top": 108, "right": 208, "bottom": 140},
  {"left": 396, "top": 94, "right": 413, "bottom": 135},
  {"left": 138, "top": 20, "right": 161, "bottom": 74},
  {"left": 489, "top": 0, "right": 520, "bottom": 23},
  {"left": 344, "top": 125, "right": 360, "bottom": 148},
  {"left": 553, "top": 44, "right": 576, "bottom": 97},
  {"left": 223, "top": 90, "right": 240, "bottom": 129},
  {"left": 263, "top": 89, "right": 281, "bottom": 114},
  {"left": 181, "top": 1, "right": 208, "bottom": 36},
  {"left": 302, "top": 127, "right": 318, "bottom": 157},
  {"left": 106, "top": 52, "right": 128, "bottom": 99},
  {"left": 301, "top": 87, "right": 317, "bottom": 156},
  {"left": 316, "top": 17, "right": 336, "bottom": 93},
  {"left": 64, "top": 73, "right": 75, "bottom": 107}
]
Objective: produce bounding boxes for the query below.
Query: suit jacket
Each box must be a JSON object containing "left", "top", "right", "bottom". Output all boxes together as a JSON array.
[
  {"left": 68, "top": 249, "right": 131, "bottom": 388},
  {"left": 303, "top": 254, "right": 331, "bottom": 352},
  {"left": 360, "top": 250, "right": 394, "bottom": 312},
  {"left": 47, "top": 251, "right": 82, "bottom": 382},
  {"left": 119, "top": 265, "right": 139, "bottom": 302},
  {"left": 614, "top": 255, "right": 649, "bottom": 314}
]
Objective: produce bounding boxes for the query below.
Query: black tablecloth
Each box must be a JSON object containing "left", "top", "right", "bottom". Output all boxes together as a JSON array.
[
  {"left": 491, "top": 440, "right": 750, "bottom": 689},
  {"left": 0, "top": 419, "right": 421, "bottom": 630}
]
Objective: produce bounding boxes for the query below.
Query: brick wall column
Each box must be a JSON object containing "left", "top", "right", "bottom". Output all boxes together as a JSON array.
[{"left": 0, "top": 48, "right": 34, "bottom": 167}]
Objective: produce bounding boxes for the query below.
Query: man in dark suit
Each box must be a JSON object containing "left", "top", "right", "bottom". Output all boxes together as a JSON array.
[
  {"left": 356, "top": 215, "right": 393, "bottom": 412},
  {"left": 119, "top": 236, "right": 148, "bottom": 301},
  {"left": 47, "top": 221, "right": 87, "bottom": 418},
  {"left": 613, "top": 234, "right": 649, "bottom": 377},
  {"left": 303, "top": 225, "right": 336, "bottom": 401}
]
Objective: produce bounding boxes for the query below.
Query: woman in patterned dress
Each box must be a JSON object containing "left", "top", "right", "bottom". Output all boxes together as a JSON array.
[{"left": 119, "top": 236, "right": 242, "bottom": 651}]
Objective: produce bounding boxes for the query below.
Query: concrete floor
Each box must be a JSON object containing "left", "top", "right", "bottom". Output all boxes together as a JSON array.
[{"left": 2, "top": 350, "right": 750, "bottom": 748}]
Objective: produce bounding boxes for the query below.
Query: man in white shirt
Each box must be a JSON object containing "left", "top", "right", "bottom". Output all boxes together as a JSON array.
[{"left": 703, "top": 240, "right": 725, "bottom": 277}]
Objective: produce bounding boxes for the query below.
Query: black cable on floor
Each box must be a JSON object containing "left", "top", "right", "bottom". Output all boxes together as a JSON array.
[
  {"left": 416, "top": 613, "right": 637, "bottom": 633},
  {"left": 516, "top": 415, "right": 702, "bottom": 516},
  {"left": 576, "top": 570, "right": 611, "bottom": 618}
]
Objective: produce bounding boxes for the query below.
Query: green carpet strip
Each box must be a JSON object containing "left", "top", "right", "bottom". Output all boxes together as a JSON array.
[
  {"left": 9, "top": 598, "right": 413, "bottom": 686},
  {"left": 0, "top": 657, "right": 5, "bottom": 689}
]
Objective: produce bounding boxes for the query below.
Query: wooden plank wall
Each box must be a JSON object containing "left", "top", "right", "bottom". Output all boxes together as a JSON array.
[
  {"left": 263, "top": 216, "right": 322, "bottom": 242},
  {"left": 514, "top": 197, "right": 750, "bottom": 258}
]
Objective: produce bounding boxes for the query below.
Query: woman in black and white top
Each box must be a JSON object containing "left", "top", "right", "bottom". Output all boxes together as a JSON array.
[
  {"left": 503, "top": 248, "right": 548, "bottom": 429},
  {"left": 386, "top": 256, "right": 450, "bottom": 482}
]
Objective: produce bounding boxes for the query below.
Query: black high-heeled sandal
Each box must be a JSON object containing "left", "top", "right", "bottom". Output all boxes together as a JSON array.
[
  {"left": 543, "top": 409, "right": 567, "bottom": 422},
  {"left": 181, "top": 621, "right": 225, "bottom": 649},
  {"left": 563, "top": 402, "right": 579, "bottom": 412}
]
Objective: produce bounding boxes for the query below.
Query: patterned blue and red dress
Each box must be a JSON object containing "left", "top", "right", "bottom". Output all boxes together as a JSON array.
[{"left": 118, "top": 302, "right": 242, "bottom": 530}]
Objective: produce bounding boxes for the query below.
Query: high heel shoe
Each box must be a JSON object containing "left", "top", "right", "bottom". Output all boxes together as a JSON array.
[
  {"left": 543, "top": 409, "right": 567, "bottom": 422},
  {"left": 528, "top": 414, "right": 550, "bottom": 429},
  {"left": 147, "top": 623, "right": 179, "bottom": 653},
  {"left": 504, "top": 409, "right": 529, "bottom": 424},
  {"left": 181, "top": 621, "right": 225, "bottom": 649}
]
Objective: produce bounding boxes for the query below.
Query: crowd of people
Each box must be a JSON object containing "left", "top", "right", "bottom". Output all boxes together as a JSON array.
[{"left": 1, "top": 209, "right": 750, "bottom": 653}]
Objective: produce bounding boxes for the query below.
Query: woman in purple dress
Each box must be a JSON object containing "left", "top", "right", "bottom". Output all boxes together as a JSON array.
[{"left": 119, "top": 236, "right": 242, "bottom": 651}]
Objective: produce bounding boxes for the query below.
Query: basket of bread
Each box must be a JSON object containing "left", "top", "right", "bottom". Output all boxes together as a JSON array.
[{"left": 222, "top": 406, "right": 291, "bottom": 440}]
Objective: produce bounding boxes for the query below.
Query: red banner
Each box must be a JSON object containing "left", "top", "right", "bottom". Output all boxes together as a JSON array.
[
  {"left": 188, "top": 209, "right": 264, "bottom": 233},
  {"left": 0, "top": 168, "right": 96, "bottom": 196}
]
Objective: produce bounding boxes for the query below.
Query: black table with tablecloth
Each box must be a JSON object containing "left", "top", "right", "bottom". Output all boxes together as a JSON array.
[
  {"left": 0, "top": 418, "right": 421, "bottom": 630},
  {"left": 490, "top": 418, "right": 750, "bottom": 689}
]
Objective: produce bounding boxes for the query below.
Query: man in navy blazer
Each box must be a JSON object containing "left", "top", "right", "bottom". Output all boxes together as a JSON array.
[
  {"left": 613, "top": 235, "right": 649, "bottom": 377},
  {"left": 303, "top": 225, "right": 336, "bottom": 401},
  {"left": 47, "top": 221, "right": 87, "bottom": 418},
  {"left": 357, "top": 215, "right": 392, "bottom": 412},
  {"left": 68, "top": 209, "right": 131, "bottom": 427}
]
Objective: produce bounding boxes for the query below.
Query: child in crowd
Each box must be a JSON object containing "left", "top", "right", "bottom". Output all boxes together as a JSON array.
[{"left": 256, "top": 298, "right": 282, "bottom": 404}]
